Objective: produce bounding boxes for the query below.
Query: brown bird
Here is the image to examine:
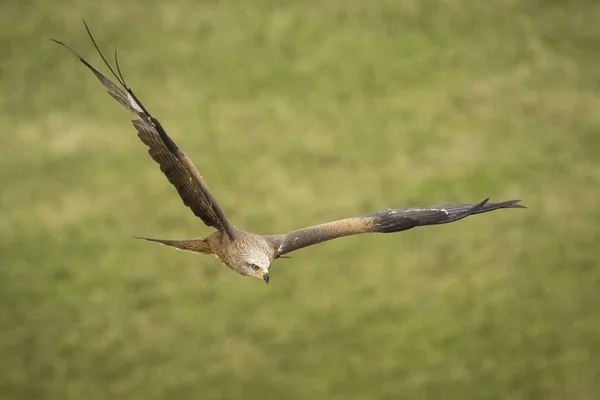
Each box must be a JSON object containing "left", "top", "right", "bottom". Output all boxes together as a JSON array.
[{"left": 52, "top": 22, "right": 525, "bottom": 284}]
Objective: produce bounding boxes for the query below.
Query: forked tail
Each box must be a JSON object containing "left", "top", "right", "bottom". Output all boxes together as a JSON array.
[{"left": 133, "top": 236, "right": 213, "bottom": 254}]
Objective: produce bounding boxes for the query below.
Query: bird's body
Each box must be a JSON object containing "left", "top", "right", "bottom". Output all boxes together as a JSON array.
[
  {"left": 53, "top": 23, "right": 525, "bottom": 284},
  {"left": 137, "top": 229, "right": 278, "bottom": 282}
]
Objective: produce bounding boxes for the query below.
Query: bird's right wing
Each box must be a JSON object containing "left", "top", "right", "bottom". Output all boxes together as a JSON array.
[
  {"left": 267, "top": 198, "right": 524, "bottom": 256},
  {"left": 52, "top": 22, "right": 236, "bottom": 240}
]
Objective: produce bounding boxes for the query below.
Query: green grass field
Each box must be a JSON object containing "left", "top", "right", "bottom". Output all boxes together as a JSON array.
[{"left": 2, "top": 0, "right": 600, "bottom": 398}]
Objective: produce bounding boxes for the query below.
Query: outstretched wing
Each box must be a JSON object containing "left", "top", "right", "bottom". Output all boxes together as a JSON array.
[
  {"left": 52, "top": 22, "right": 236, "bottom": 240},
  {"left": 267, "top": 198, "right": 525, "bottom": 256}
]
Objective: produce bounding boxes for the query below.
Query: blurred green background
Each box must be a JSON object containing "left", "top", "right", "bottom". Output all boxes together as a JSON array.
[{"left": 1, "top": 0, "right": 599, "bottom": 399}]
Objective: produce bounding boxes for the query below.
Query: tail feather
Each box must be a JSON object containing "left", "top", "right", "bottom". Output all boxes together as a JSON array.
[{"left": 133, "top": 236, "right": 213, "bottom": 254}]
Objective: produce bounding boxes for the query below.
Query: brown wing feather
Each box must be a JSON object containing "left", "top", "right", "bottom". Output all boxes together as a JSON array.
[
  {"left": 268, "top": 198, "right": 525, "bottom": 256},
  {"left": 52, "top": 24, "right": 236, "bottom": 240},
  {"left": 132, "top": 118, "right": 234, "bottom": 236},
  {"left": 267, "top": 217, "right": 373, "bottom": 256}
]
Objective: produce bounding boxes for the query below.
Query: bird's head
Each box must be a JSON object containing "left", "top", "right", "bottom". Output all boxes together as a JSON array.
[{"left": 241, "top": 251, "right": 271, "bottom": 284}]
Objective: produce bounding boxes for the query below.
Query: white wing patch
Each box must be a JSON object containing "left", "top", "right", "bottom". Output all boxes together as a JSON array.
[
  {"left": 406, "top": 207, "right": 449, "bottom": 215},
  {"left": 127, "top": 91, "right": 144, "bottom": 114}
]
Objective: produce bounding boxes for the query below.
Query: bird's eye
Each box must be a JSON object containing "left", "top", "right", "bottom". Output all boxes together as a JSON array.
[{"left": 251, "top": 264, "right": 260, "bottom": 271}]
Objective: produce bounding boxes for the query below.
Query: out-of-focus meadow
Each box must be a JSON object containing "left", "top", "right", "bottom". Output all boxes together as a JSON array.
[{"left": 1, "top": 0, "right": 599, "bottom": 398}]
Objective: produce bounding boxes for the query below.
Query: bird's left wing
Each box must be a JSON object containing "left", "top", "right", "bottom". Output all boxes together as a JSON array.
[
  {"left": 266, "top": 198, "right": 524, "bottom": 256},
  {"left": 52, "top": 22, "right": 237, "bottom": 240}
]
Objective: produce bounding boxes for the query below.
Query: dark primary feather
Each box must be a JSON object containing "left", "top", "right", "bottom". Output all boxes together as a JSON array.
[
  {"left": 51, "top": 22, "right": 236, "bottom": 240},
  {"left": 371, "top": 198, "right": 524, "bottom": 233},
  {"left": 269, "top": 198, "right": 524, "bottom": 256}
]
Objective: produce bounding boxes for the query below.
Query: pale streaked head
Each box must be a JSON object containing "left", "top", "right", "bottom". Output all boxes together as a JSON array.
[{"left": 241, "top": 251, "right": 271, "bottom": 284}]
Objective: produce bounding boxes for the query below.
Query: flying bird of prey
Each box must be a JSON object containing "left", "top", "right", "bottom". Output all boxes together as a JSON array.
[{"left": 52, "top": 22, "right": 525, "bottom": 284}]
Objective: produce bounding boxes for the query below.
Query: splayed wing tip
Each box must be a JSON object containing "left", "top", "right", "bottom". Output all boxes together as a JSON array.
[{"left": 506, "top": 200, "right": 527, "bottom": 209}]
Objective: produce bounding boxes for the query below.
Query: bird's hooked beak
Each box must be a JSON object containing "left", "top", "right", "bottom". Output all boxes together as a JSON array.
[{"left": 262, "top": 271, "right": 270, "bottom": 284}]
